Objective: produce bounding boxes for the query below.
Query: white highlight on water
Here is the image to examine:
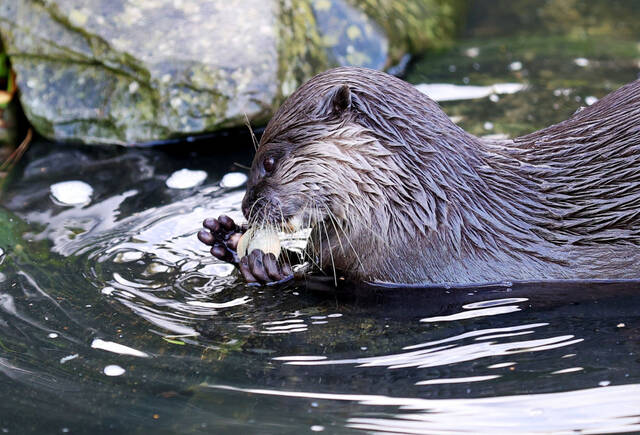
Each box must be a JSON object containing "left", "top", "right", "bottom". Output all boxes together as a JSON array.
[
  {"left": 272, "top": 356, "right": 328, "bottom": 362},
  {"left": 465, "top": 47, "right": 480, "bottom": 58},
  {"left": 487, "top": 361, "right": 516, "bottom": 369},
  {"left": 220, "top": 172, "right": 248, "bottom": 188},
  {"left": 186, "top": 296, "right": 252, "bottom": 309},
  {"left": 416, "top": 82, "right": 525, "bottom": 102},
  {"left": 165, "top": 169, "right": 207, "bottom": 189},
  {"left": 421, "top": 305, "right": 521, "bottom": 322},
  {"left": 205, "top": 383, "right": 640, "bottom": 434},
  {"left": 552, "top": 367, "right": 583, "bottom": 375},
  {"left": 146, "top": 263, "right": 171, "bottom": 274},
  {"left": 60, "top": 354, "right": 79, "bottom": 364},
  {"left": 574, "top": 57, "right": 590, "bottom": 67},
  {"left": 416, "top": 375, "right": 500, "bottom": 385},
  {"left": 463, "top": 298, "right": 528, "bottom": 310},
  {"left": 103, "top": 365, "right": 126, "bottom": 377},
  {"left": 91, "top": 339, "right": 149, "bottom": 358},
  {"left": 509, "top": 61, "right": 523, "bottom": 71},
  {"left": 114, "top": 251, "right": 144, "bottom": 263},
  {"left": 50, "top": 181, "right": 94, "bottom": 205},
  {"left": 101, "top": 286, "right": 115, "bottom": 295},
  {"left": 585, "top": 96, "right": 598, "bottom": 106}
]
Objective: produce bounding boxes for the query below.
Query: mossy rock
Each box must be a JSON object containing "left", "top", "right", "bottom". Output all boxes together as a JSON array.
[{"left": 0, "top": 0, "right": 463, "bottom": 145}]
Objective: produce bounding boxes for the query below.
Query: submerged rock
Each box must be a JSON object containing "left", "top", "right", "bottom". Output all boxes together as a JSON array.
[{"left": 0, "top": 0, "right": 462, "bottom": 145}]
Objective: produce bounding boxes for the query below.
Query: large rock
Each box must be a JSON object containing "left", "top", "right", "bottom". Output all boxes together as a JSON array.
[{"left": 0, "top": 0, "right": 462, "bottom": 145}]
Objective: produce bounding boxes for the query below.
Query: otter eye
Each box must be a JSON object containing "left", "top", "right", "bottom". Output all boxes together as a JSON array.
[{"left": 263, "top": 156, "right": 276, "bottom": 173}]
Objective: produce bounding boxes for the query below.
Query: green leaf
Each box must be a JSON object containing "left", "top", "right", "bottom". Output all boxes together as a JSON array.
[{"left": 162, "top": 338, "right": 185, "bottom": 345}]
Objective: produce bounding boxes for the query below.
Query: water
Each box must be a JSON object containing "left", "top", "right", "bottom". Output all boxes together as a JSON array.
[{"left": 1, "top": 4, "right": 640, "bottom": 434}]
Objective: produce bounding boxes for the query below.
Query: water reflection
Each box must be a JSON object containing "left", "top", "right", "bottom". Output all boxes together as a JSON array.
[
  {"left": 273, "top": 320, "right": 582, "bottom": 370},
  {"left": 206, "top": 383, "right": 640, "bottom": 434},
  {"left": 1, "top": 140, "right": 640, "bottom": 433}
]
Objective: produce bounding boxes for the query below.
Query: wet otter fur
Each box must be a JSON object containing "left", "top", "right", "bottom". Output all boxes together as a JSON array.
[{"left": 206, "top": 67, "right": 640, "bottom": 285}]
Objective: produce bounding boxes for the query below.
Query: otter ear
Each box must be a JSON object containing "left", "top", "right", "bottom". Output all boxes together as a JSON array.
[
  {"left": 330, "top": 84, "right": 352, "bottom": 113},
  {"left": 317, "top": 84, "right": 352, "bottom": 117}
]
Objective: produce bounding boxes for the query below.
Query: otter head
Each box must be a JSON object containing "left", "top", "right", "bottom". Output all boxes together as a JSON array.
[
  {"left": 241, "top": 76, "right": 367, "bottom": 232},
  {"left": 241, "top": 67, "right": 472, "bottom": 277}
]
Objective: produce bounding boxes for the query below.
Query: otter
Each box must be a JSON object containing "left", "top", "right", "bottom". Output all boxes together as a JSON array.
[{"left": 198, "top": 66, "right": 640, "bottom": 286}]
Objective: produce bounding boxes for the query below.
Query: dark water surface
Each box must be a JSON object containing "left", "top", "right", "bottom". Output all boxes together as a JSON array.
[{"left": 2, "top": 5, "right": 640, "bottom": 434}]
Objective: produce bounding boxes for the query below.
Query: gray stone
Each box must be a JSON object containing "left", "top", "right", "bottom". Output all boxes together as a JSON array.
[{"left": 0, "top": 0, "right": 462, "bottom": 145}]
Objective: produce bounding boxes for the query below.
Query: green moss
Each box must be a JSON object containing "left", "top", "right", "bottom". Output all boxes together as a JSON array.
[
  {"left": 348, "top": 0, "right": 467, "bottom": 64},
  {"left": 276, "top": 0, "right": 329, "bottom": 103}
]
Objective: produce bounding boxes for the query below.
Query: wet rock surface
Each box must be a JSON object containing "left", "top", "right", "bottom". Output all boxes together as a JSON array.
[{"left": 0, "top": 0, "right": 461, "bottom": 145}]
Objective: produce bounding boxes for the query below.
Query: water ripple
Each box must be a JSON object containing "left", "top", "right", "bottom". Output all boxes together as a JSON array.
[{"left": 206, "top": 384, "right": 640, "bottom": 434}]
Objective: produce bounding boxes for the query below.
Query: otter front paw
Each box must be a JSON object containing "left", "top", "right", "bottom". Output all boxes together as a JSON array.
[
  {"left": 197, "top": 215, "right": 245, "bottom": 265},
  {"left": 239, "top": 249, "right": 293, "bottom": 285}
]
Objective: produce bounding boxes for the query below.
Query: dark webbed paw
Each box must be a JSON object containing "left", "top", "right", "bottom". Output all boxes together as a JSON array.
[
  {"left": 239, "top": 249, "right": 293, "bottom": 285},
  {"left": 197, "top": 215, "right": 245, "bottom": 265},
  {"left": 198, "top": 216, "right": 295, "bottom": 285}
]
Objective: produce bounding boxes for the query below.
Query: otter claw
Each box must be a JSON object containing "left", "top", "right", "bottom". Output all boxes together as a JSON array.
[
  {"left": 218, "top": 215, "right": 235, "bottom": 231},
  {"left": 197, "top": 229, "right": 215, "bottom": 245},
  {"left": 239, "top": 256, "right": 257, "bottom": 283},
  {"left": 203, "top": 218, "right": 220, "bottom": 232},
  {"left": 239, "top": 249, "right": 293, "bottom": 285},
  {"left": 210, "top": 244, "right": 227, "bottom": 260},
  {"left": 263, "top": 253, "right": 282, "bottom": 280}
]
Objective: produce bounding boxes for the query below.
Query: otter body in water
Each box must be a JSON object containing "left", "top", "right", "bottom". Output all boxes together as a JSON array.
[{"left": 199, "top": 67, "right": 640, "bottom": 285}]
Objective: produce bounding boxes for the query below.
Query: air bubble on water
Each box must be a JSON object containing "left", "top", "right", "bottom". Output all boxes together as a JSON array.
[
  {"left": 221, "top": 172, "right": 248, "bottom": 188},
  {"left": 574, "top": 57, "right": 589, "bottom": 67},
  {"left": 50, "top": 181, "right": 94, "bottom": 205},
  {"left": 166, "top": 169, "right": 207, "bottom": 189},
  {"left": 509, "top": 61, "right": 523, "bottom": 71},
  {"left": 585, "top": 96, "right": 598, "bottom": 106},
  {"left": 103, "top": 365, "right": 126, "bottom": 376},
  {"left": 465, "top": 47, "right": 480, "bottom": 57}
]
